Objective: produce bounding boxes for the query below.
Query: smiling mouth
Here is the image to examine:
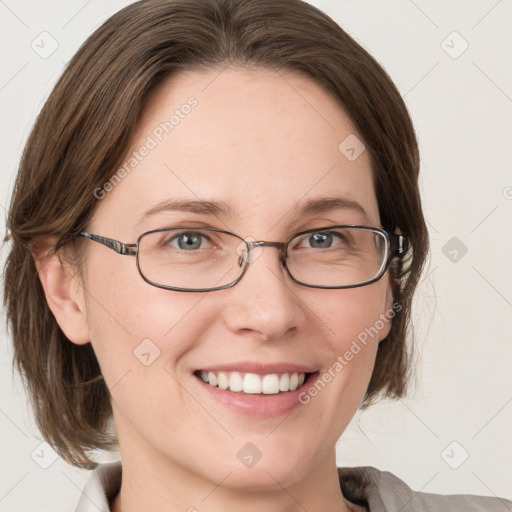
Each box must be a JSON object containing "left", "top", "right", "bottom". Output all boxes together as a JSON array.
[{"left": 193, "top": 370, "right": 315, "bottom": 395}]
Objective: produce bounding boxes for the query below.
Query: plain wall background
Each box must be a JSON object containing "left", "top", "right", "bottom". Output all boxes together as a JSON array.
[{"left": 1, "top": 0, "right": 511, "bottom": 510}]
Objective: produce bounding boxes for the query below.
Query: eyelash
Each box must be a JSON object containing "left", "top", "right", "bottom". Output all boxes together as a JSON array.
[{"left": 161, "top": 228, "right": 346, "bottom": 250}]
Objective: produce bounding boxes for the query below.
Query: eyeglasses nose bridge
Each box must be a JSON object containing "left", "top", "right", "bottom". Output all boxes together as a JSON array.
[{"left": 239, "top": 240, "right": 287, "bottom": 267}]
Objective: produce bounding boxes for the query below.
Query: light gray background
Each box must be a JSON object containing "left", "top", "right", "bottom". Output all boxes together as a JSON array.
[{"left": 1, "top": 1, "right": 511, "bottom": 510}]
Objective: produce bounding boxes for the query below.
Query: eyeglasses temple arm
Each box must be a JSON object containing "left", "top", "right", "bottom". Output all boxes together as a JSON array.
[
  {"left": 389, "top": 233, "right": 407, "bottom": 257},
  {"left": 79, "top": 232, "right": 137, "bottom": 256}
]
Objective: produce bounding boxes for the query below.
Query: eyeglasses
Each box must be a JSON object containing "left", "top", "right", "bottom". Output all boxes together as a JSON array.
[{"left": 76, "top": 225, "right": 407, "bottom": 292}]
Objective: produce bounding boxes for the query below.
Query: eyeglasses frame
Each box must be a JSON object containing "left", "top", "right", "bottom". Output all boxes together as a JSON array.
[{"left": 76, "top": 225, "right": 408, "bottom": 292}]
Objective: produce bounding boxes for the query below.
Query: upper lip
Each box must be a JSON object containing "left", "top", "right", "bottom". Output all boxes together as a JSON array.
[{"left": 196, "top": 361, "right": 317, "bottom": 375}]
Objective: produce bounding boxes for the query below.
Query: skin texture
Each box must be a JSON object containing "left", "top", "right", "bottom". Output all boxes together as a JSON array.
[{"left": 37, "top": 67, "right": 394, "bottom": 512}]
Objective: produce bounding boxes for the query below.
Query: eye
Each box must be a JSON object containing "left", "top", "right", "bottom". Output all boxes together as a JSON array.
[
  {"left": 164, "top": 231, "right": 213, "bottom": 251},
  {"left": 295, "top": 230, "right": 346, "bottom": 250}
]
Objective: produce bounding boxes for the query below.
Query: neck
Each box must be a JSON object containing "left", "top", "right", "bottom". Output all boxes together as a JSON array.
[{"left": 111, "top": 442, "right": 360, "bottom": 512}]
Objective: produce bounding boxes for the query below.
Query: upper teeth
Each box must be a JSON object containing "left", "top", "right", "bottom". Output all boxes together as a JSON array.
[{"left": 199, "top": 371, "right": 306, "bottom": 394}]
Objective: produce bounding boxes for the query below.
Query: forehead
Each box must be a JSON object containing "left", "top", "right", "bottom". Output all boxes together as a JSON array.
[{"left": 91, "top": 67, "right": 379, "bottom": 234}]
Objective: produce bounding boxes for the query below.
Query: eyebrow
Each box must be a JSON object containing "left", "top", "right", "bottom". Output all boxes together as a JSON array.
[
  {"left": 136, "top": 196, "right": 370, "bottom": 225},
  {"left": 136, "top": 199, "right": 237, "bottom": 225},
  {"left": 290, "top": 197, "right": 369, "bottom": 220}
]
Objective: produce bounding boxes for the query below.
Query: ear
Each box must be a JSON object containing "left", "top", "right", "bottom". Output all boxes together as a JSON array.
[
  {"left": 33, "top": 237, "right": 90, "bottom": 345},
  {"left": 384, "top": 281, "right": 394, "bottom": 315},
  {"left": 378, "top": 275, "right": 396, "bottom": 343},
  {"left": 378, "top": 226, "right": 405, "bottom": 342}
]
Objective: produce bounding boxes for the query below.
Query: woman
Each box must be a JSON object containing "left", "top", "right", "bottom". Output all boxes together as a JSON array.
[{"left": 4, "top": 0, "right": 510, "bottom": 510}]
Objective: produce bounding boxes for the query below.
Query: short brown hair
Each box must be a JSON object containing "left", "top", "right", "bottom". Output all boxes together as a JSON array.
[{"left": 4, "top": 0, "right": 429, "bottom": 468}]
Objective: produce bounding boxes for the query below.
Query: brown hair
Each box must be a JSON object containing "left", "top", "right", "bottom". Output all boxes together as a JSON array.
[{"left": 4, "top": 0, "right": 428, "bottom": 468}]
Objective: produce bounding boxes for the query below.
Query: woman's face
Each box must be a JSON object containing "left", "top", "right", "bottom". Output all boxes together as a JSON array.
[{"left": 79, "top": 67, "right": 394, "bottom": 489}]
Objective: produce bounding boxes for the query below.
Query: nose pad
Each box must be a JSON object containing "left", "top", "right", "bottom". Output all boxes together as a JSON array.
[{"left": 235, "top": 236, "right": 264, "bottom": 266}]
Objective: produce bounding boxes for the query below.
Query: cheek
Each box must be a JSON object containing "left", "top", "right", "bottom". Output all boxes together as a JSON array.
[
  {"left": 301, "top": 282, "right": 393, "bottom": 406},
  {"left": 312, "top": 281, "right": 392, "bottom": 352},
  {"left": 83, "top": 258, "right": 209, "bottom": 387}
]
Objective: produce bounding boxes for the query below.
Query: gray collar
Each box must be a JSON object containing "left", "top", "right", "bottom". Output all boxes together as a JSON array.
[{"left": 75, "top": 461, "right": 510, "bottom": 512}]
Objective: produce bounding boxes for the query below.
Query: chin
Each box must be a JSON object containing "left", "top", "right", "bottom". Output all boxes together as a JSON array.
[
  {"left": 195, "top": 442, "right": 318, "bottom": 492},
  {"left": 213, "top": 463, "right": 310, "bottom": 492}
]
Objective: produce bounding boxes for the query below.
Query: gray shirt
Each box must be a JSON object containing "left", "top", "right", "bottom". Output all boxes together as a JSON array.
[{"left": 75, "top": 461, "right": 511, "bottom": 511}]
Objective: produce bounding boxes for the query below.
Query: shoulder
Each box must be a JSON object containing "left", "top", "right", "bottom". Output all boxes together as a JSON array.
[
  {"left": 338, "top": 465, "right": 512, "bottom": 512},
  {"left": 75, "top": 462, "right": 511, "bottom": 512},
  {"left": 75, "top": 461, "right": 121, "bottom": 512}
]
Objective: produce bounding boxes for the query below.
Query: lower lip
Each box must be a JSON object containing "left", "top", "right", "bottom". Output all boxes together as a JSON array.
[{"left": 193, "top": 372, "right": 319, "bottom": 417}]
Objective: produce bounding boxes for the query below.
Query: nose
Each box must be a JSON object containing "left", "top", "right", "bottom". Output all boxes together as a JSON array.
[{"left": 222, "top": 243, "right": 306, "bottom": 341}]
